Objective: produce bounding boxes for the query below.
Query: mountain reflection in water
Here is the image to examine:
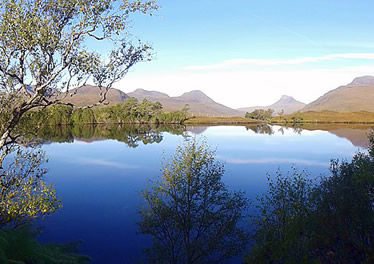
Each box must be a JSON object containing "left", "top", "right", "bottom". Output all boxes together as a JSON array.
[
  {"left": 28, "top": 124, "right": 373, "bottom": 263},
  {"left": 21, "top": 123, "right": 374, "bottom": 149}
]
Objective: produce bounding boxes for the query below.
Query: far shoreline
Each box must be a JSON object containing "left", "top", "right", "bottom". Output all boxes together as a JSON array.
[{"left": 184, "top": 111, "right": 374, "bottom": 125}]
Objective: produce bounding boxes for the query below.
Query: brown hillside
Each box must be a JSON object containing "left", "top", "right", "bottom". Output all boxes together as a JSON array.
[
  {"left": 61, "top": 85, "right": 128, "bottom": 107},
  {"left": 302, "top": 76, "right": 374, "bottom": 112}
]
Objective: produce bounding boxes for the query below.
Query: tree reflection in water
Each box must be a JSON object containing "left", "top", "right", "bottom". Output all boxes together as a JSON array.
[
  {"left": 246, "top": 124, "right": 274, "bottom": 135},
  {"left": 19, "top": 124, "right": 187, "bottom": 148},
  {"left": 0, "top": 147, "right": 90, "bottom": 263}
]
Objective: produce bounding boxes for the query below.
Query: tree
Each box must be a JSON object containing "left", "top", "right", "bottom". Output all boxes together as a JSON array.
[
  {"left": 291, "top": 111, "right": 303, "bottom": 124},
  {"left": 138, "top": 138, "right": 249, "bottom": 263},
  {"left": 0, "top": 0, "right": 159, "bottom": 166},
  {"left": 245, "top": 108, "right": 273, "bottom": 121},
  {"left": 308, "top": 145, "right": 374, "bottom": 263},
  {"left": 0, "top": 147, "right": 61, "bottom": 228},
  {"left": 246, "top": 168, "right": 313, "bottom": 263}
]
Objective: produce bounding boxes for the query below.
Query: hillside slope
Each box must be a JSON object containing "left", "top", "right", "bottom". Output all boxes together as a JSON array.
[
  {"left": 302, "top": 76, "right": 374, "bottom": 112},
  {"left": 61, "top": 85, "right": 128, "bottom": 107}
]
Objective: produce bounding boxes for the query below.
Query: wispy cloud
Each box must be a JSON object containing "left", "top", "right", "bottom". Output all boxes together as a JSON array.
[
  {"left": 217, "top": 155, "right": 329, "bottom": 167},
  {"left": 184, "top": 53, "right": 374, "bottom": 70},
  {"left": 68, "top": 157, "right": 140, "bottom": 169}
]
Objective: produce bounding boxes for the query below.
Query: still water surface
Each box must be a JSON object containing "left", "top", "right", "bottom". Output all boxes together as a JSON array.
[{"left": 36, "top": 124, "right": 372, "bottom": 263}]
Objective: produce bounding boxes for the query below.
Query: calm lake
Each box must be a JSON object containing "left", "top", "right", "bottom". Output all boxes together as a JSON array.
[{"left": 35, "top": 124, "right": 373, "bottom": 263}]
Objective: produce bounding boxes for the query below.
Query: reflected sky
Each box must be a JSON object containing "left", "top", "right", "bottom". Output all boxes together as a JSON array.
[{"left": 37, "top": 125, "right": 367, "bottom": 263}]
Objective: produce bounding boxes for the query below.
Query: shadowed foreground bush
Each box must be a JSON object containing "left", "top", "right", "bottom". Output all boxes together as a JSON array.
[{"left": 246, "top": 132, "right": 374, "bottom": 263}]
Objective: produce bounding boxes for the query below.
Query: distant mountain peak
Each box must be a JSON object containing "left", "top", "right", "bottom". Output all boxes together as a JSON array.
[
  {"left": 181, "top": 90, "right": 207, "bottom": 97},
  {"left": 237, "top": 95, "right": 305, "bottom": 115},
  {"left": 348, "top": 76, "right": 374, "bottom": 86},
  {"left": 129, "top": 88, "right": 169, "bottom": 98},
  {"left": 277, "top": 95, "right": 298, "bottom": 103},
  {"left": 60, "top": 84, "right": 128, "bottom": 107},
  {"left": 178, "top": 90, "right": 215, "bottom": 103},
  {"left": 134, "top": 88, "right": 147, "bottom": 92}
]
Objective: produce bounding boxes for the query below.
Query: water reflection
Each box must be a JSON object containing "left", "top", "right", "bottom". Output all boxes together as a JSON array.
[
  {"left": 33, "top": 124, "right": 373, "bottom": 263},
  {"left": 282, "top": 123, "right": 374, "bottom": 148},
  {"left": 0, "top": 148, "right": 89, "bottom": 263},
  {"left": 243, "top": 123, "right": 374, "bottom": 148},
  {"left": 245, "top": 124, "right": 274, "bottom": 135},
  {"left": 17, "top": 123, "right": 374, "bottom": 149},
  {"left": 22, "top": 124, "right": 186, "bottom": 147},
  {"left": 0, "top": 148, "right": 60, "bottom": 228}
]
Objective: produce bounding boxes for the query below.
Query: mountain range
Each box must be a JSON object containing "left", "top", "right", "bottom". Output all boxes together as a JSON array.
[
  {"left": 61, "top": 85, "right": 128, "bottom": 107},
  {"left": 237, "top": 95, "right": 306, "bottom": 114},
  {"left": 128, "top": 89, "right": 241, "bottom": 116},
  {"left": 59, "top": 76, "right": 374, "bottom": 115}
]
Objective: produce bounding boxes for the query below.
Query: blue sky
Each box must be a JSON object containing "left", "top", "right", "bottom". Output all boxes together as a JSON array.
[{"left": 115, "top": 0, "right": 374, "bottom": 108}]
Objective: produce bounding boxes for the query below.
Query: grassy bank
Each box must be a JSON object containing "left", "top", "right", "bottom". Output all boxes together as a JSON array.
[
  {"left": 272, "top": 110, "right": 374, "bottom": 124},
  {"left": 185, "top": 111, "right": 374, "bottom": 125},
  {"left": 184, "top": 116, "right": 259, "bottom": 125}
]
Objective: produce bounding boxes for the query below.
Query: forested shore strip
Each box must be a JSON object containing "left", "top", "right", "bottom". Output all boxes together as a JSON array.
[{"left": 19, "top": 98, "right": 188, "bottom": 127}]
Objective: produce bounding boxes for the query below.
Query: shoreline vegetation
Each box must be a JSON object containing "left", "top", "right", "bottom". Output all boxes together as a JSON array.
[
  {"left": 19, "top": 98, "right": 189, "bottom": 128},
  {"left": 18, "top": 98, "right": 374, "bottom": 127}
]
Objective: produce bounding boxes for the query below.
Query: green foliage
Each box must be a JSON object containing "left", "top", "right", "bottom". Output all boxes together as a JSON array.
[
  {"left": 156, "top": 110, "right": 188, "bottom": 124},
  {"left": 246, "top": 131, "right": 374, "bottom": 263},
  {"left": 93, "top": 98, "right": 165, "bottom": 124},
  {"left": 246, "top": 168, "right": 314, "bottom": 263},
  {"left": 19, "top": 98, "right": 188, "bottom": 127},
  {"left": 0, "top": 224, "right": 90, "bottom": 264},
  {"left": 308, "top": 151, "right": 374, "bottom": 263},
  {"left": 0, "top": 148, "right": 61, "bottom": 227},
  {"left": 17, "top": 105, "right": 73, "bottom": 131},
  {"left": 291, "top": 111, "right": 304, "bottom": 124},
  {"left": 0, "top": 0, "right": 159, "bottom": 166},
  {"left": 46, "top": 105, "right": 74, "bottom": 126},
  {"left": 71, "top": 108, "right": 96, "bottom": 124},
  {"left": 138, "top": 138, "right": 249, "bottom": 263},
  {"left": 245, "top": 109, "right": 274, "bottom": 121}
]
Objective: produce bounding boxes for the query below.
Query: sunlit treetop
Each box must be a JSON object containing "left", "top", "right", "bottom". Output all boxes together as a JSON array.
[{"left": 0, "top": 0, "right": 159, "bottom": 93}]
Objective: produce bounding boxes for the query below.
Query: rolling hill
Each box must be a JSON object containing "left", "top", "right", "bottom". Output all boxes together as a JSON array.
[
  {"left": 302, "top": 76, "right": 374, "bottom": 112},
  {"left": 237, "top": 95, "right": 306, "bottom": 114},
  {"left": 128, "top": 89, "right": 241, "bottom": 116}
]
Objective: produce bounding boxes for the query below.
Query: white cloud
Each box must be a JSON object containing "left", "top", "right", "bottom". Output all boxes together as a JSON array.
[{"left": 68, "top": 157, "right": 140, "bottom": 169}]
